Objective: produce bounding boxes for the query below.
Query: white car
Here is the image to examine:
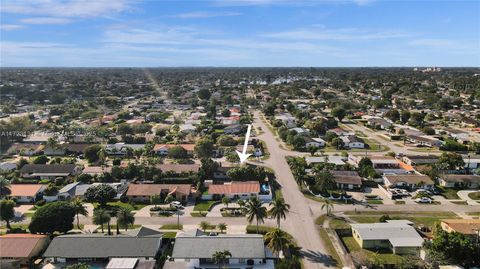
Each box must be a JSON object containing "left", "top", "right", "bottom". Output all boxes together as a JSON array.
[
  {"left": 415, "top": 197, "right": 432, "bottom": 203},
  {"left": 170, "top": 201, "right": 184, "bottom": 209}
]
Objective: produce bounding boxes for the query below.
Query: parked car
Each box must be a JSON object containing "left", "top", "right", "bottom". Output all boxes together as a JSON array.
[
  {"left": 170, "top": 201, "right": 184, "bottom": 209},
  {"left": 415, "top": 197, "right": 432, "bottom": 203}
]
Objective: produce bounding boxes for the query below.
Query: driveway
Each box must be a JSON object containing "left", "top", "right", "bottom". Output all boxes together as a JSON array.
[{"left": 458, "top": 190, "right": 480, "bottom": 205}]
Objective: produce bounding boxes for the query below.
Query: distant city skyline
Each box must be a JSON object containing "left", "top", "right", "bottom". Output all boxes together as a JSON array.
[{"left": 1, "top": 0, "right": 479, "bottom": 67}]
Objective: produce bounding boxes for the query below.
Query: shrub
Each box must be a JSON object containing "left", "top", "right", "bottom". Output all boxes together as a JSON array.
[{"left": 35, "top": 199, "right": 46, "bottom": 207}]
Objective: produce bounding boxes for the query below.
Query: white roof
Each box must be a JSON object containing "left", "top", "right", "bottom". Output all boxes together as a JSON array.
[
  {"left": 351, "top": 220, "right": 424, "bottom": 248},
  {"left": 106, "top": 258, "right": 138, "bottom": 269},
  {"left": 306, "top": 156, "right": 346, "bottom": 165}
]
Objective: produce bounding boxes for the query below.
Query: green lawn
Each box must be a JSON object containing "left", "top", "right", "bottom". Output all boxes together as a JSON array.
[
  {"left": 318, "top": 228, "right": 343, "bottom": 268},
  {"left": 160, "top": 224, "right": 183, "bottom": 230},
  {"left": 437, "top": 186, "right": 460, "bottom": 199},
  {"left": 190, "top": 211, "right": 208, "bottom": 217},
  {"left": 162, "top": 232, "right": 177, "bottom": 239},
  {"left": 193, "top": 200, "right": 219, "bottom": 211},
  {"left": 348, "top": 214, "right": 457, "bottom": 228},
  {"left": 341, "top": 236, "right": 404, "bottom": 264},
  {"left": 367, "top": 200, "right": 383, "bottom": 205},
  {"left": 451, "top": 201, "right": 468, "bottom": 205},
  {"left": 394, "top": 200, "right": 405, "bottom": 204},
  {"left": 468, "top": 192, "right": 480, "bottom": 200},
  {"left": 94, "top": 201, "right": 147, "bottom": 211}
]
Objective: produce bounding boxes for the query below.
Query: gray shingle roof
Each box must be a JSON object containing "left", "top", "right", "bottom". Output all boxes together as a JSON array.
[
  {"left": 172, "top": 235, "right": 266, "bottom": 259},
  {"left": 43, "top": 234, "right": 162, "bottom": 258}
]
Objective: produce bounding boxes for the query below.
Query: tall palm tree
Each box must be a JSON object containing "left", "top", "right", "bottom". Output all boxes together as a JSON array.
[
  {"left": 0, "top": 177, "right": 11, "bottom": 198},
  {"left": 265, "top": 228, "right": 291, "bottom": 258},
  {"left": 71, "top": 197, "right": 88, "bottom": 229},
  {"left": 93, "top": 208, "right": 110, "bottom": 234},
  {"left": 321, "top": 199, "right": 334, "bottom": 216},
  {"left": 212, "top": 250, "right": 232, "bottom": 269},
  {"left": 237, "top": 199, "right": 245, "bottom": 208},
  {"left": 199, "top": 221, "right": 211, "bottom": 233},
  {"left": 217, "top": 223, "right": 227, "bottom": 233},
  {"left": 268, "top": 197, "right": 290, "bottom": 228},
  {"left": 116, "top": 208, "right": 135, "bottom": 231},
  {"left": 245, "top": 197, "right": 267, "bottom": 234}
]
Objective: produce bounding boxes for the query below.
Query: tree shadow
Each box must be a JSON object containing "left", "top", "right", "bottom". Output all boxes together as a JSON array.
[{"left": 301, "top": 249, "right": 339, "bottom": 267}]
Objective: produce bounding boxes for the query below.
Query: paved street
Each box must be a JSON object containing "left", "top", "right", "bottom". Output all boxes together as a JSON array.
[{"left": 252, "top": 111, "right": 337, "bottom": 269}]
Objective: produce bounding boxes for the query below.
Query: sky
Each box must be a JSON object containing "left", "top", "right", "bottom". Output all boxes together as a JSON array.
[{"left": 1, "top": 0, "right": 479, "bottom": 67}]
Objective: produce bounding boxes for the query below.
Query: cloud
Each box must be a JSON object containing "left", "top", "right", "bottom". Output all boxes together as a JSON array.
[
  {"left": 263, "top": 27, "right": 411, "bottom": 41},
  {"left": 19, "top": 17, "right": 73, "bottom": 25},
  {"left": 0, "top": 24, "right": 25, "bottom": 31},
  {"left": 408, "top": 38, "right": 479, "bottom": 53},
  {"left": 172, "top": 11, "right": 242, "bottom": 19},
  {"left": 1, "top": 0, "right": 134, "bottom": 18}
]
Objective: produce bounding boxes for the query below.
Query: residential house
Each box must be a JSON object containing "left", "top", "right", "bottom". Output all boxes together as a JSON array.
[
  {"left": 153, "top": 144, "right": 195, "bottom": 156},
  {"left": 440, "top": 219, "right": 480, "bottom": 235},
  {"left": 464, "top": 155, "right": 480, "bottom": 170},
  {"left": 332, "top": 171, "right": 362, "bottom": 190},
  {"left": 438, "top": 174, "right": 480, "bottom": 189},
  {"left": 274, "top": 114, "right": 295, "bottom": 128},
  {"left": 204, "top": 181, "right": 272, "bottom": 201},
  {"left": 156, "top": 164, "right": 200, "bottom": 175},
  {"left": 383, "top": 174, "right": 434, "bottom": 190},
  {"left": 351, "top": 220, "right": 424, "bottom": 255},
  {"left": 406, "top": 135, "right": 442, "bottom": 148},
  {"left": 0, "top": 162, "right": 16, "bottom": 172},
  {"left": 402, "top": 155, "right": 439, "bottom": 166},
  {"left": 19, "top": 164, "right": 80, "bottom": 179},
  {"left": 8, "top": 184, "right": 46, "bottom": 203},
  {"left": 340, "top": 135, "right": 365, "bottom": 149},
  {"left": 213, "top": 166, "right": 234, "bottom": 181},
  {"left": 82, "top": 166, "right": 112, "bottom": 176},
  {"left": 0, "top": 234, "right": 50, "bottom": 269},
  {"left": 305, "top": 156, "right": 347, "bottom": 167},
  {"left": 224, "top": 124, "right": 243, "bottom": 134},
  {"left": 305, "top": 137, "right": 326, "bottom": 148},
  {"left": 7, "top": 143, "right": 43, "bottom": 156},
  {"left": 328, "top": 128, "right": 353, "bottom": 137},
  {"left": 289, "top": 127, "right": 309, "bottom": 135},
  {"left": 168, "top": 233, "right": 274, "bottom": 269},
  {"left": 126, "top": 184, "right": 193, "bottom": 202},
  {"left": 105, "top": 143, "right": 145, "bottom": 156},
  {"left": 43, "top": 230, "right": 162, "bottom": 267},
  {"left": 58, "top": 182, "right": 127, "bottom": 201},
  {"left": 367, "top": 118, "right": 393, "bottom": 130}
]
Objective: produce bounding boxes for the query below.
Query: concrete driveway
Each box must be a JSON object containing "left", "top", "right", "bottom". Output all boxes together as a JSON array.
[{"left": 458, "top": 190, "right": 480, "bottom": 205}]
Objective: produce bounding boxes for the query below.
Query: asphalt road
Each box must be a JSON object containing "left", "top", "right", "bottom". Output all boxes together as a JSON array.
[{"left": 252, "top": 111, "right": 338, "bottom": 269}]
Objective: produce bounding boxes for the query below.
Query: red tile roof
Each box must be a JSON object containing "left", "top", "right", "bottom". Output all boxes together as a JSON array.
[
  {"left": 10, "top": 184, "right": 45, "bottom": 197},
  {"left": 208, "top": 181, "right": 260, "bottom": 195},
  {"left": 0, "top": 234, "right": 48, "bottom": 258},
  {"left": 126, "top": 184, "right": 192, "bottom": 196}
]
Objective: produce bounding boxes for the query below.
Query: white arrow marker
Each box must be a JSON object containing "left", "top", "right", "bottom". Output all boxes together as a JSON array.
[{"left": 236, "top": 124, "right": 252, "bottom": 164}]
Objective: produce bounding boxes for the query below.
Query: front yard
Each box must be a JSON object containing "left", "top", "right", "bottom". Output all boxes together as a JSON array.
[{"left": 468, "top": 191, "right": 480, "bottom": 200}]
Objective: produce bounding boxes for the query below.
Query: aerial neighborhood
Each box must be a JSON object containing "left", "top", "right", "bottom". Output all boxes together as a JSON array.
[{"left": 1, "top": 68, "right": 479, "bottom": 269}]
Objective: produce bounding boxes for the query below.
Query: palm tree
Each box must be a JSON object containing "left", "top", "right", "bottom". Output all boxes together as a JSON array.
[
  {"left": 245, "top": 197, "right": 267, "bottom": 234},
  {"left": 321, "top": 199, "right": 334, "bottom": 216},
  {"left": 71, "top": 197, "right": 88, "bottom": 229},
  {"left": 268, "top": 197, "right": 290, "bottom": 228},
  {"left": 217, "top": 222, "right": 227, "bottom": 233},
  {"left": 98, "top": 148, "right": 107, "bottom": 165},
  {"left": 93, "top": 208, "right": 111, "bottom": 234},
  {"left": 221, "top": 197, "right": 230, "bottom": 209},
  {"left": 199, "top": 221, "right": 211, "bottom": 232},
  {"left": 0, "top": 176, "right": 11, "bottom": 198},
  {"left": 117, "top": 208, "right": 135, "bottom": 231},
  {"left": 265, "top": 228, "right": 290, "bottom": 257},
  {"left": 212, "top": 250, "right": 232, "bottom": 269},
  {"left": 237, "top": 199, "right": 245, "bottom": 208}
]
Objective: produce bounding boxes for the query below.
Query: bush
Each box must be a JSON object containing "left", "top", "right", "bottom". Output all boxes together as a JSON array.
[
  {"left": 29, "top": 201, "right": 75, "bottom": 234},
  {"left": 379, "top": 215, "right": 391, "bottom": 222},
  {"left": 112, "top": 158, "right": 121, "bottom": 166},
  {"left": 120, "top": 196, "right": 129, "bottom": 203},
  {"left": 35, "top": 199, "right": 46, "bottom": 207}
]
